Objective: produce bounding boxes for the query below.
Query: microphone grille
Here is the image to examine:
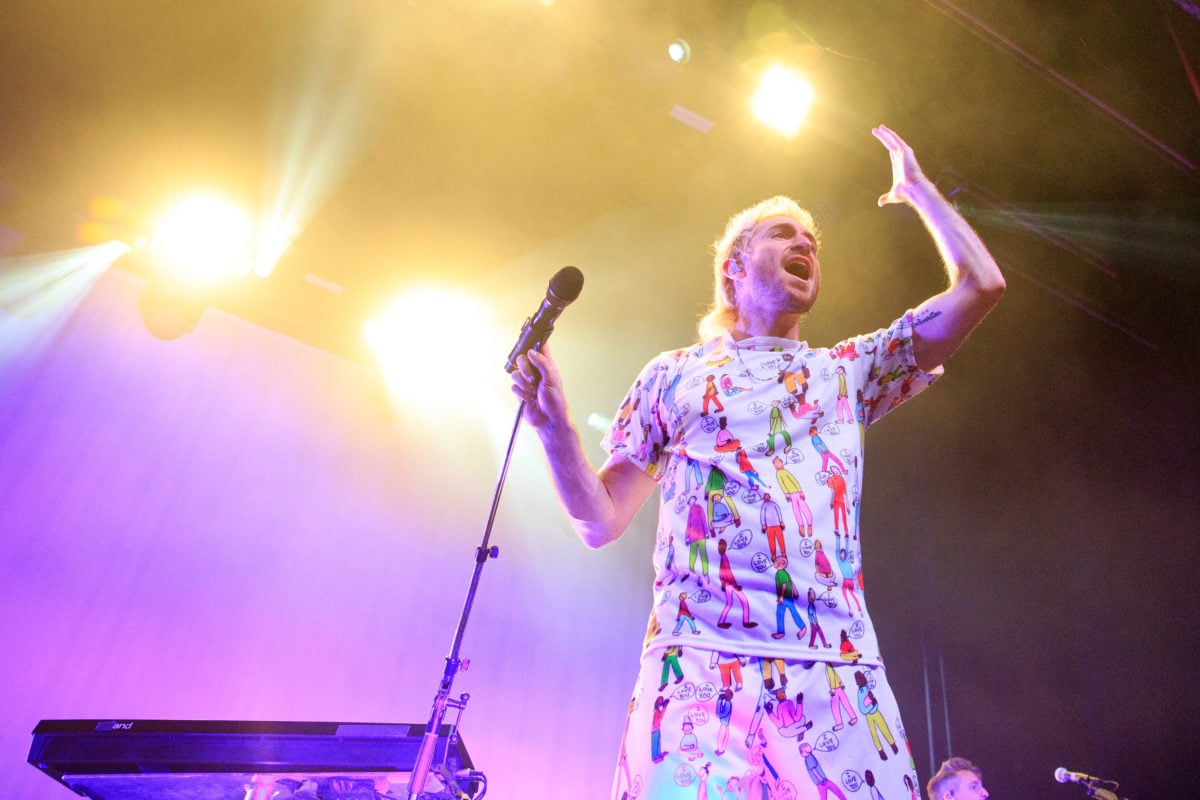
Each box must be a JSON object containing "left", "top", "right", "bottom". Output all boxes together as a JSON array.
[
  {"left": 548, "top": 265, "right": 584, "bottom": 304},
  {"left": 1053, "top": 768, "right": 1068, "bottom": 783}
]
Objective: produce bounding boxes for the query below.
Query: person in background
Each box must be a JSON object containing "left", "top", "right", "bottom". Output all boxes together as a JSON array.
[{"left": 927, "top": 756, "right": 990, "bottom": 800}]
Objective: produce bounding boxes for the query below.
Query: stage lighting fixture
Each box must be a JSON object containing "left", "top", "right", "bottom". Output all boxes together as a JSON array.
[
  {"left": 146, "top": 192, "right": 256, "bottom": 286},
  {"left": 668, "top": 39, "right": 691, "bottom": 63},
  {"left": 750, "top": 65, "right": 815, "bottom": 137},
  {"left": 136, "top": 280, "right": 205, "bottom": 340},
  {"left": 75, "top": 195, "right": 145, "bottom": 250}
]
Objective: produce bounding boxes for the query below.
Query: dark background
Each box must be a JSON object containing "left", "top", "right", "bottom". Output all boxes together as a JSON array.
[{"left": 2, "top": 2, "right": 1198, "bottom": 799}]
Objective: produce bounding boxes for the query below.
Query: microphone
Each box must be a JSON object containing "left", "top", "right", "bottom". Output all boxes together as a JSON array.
[
  {"left": 504, "top": 266, "right": 584, "bottom": 373},
  {"left": 1055, "top": 768, "right": 1102, "bottom": 785}
]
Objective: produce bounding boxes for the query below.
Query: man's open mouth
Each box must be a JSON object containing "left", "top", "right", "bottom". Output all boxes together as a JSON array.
[{"left": 784, "top": 259, "right": 811, "bottom": 280}]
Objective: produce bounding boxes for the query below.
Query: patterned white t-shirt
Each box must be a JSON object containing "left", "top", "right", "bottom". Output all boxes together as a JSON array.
[{"left": 602, "top": 311, "right": 941, "bottom": 665}]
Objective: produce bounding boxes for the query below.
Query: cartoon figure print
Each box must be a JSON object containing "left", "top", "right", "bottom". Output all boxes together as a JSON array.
[
  {"left": 834, "top": 365, "right": 853, "bottom": 424},
  {"left": 713, "top": 689, "right": 734, "bottom": 756},
  {"left": 834, "top": 533, "right": 862, "bottom": 616},
  {"left": 855, "top": 669, "right": 899, "bottom": 760},
  {"left": 765, "top": 399, "right": 792, "bottom": 455},
  {"left": 759, "top": 492, "right": 787, "bottom": 560},
  {"left": 809, "top": 425, "right": 847, "bottom": 474},
  {"left": 684, "top": 496, "right": 711, "bottom": 585},
  {"left": 825, "top": 663, "right": 858, "bottom": 731},
  {"left": 709, "top": 650, "right": 746, "bottom": 691},
  {"left": 734, "top": 447, "right": 767, "bottom": 491},
  {"left": 827, "top": 465, "right": 850, "bottom": 538},
  {"left": 801, "top": 741, "right": 848, "bottom": 800},
  {"left": 660, "top": 645, "right": 684, "bottom": 690},
  {"left": 707, "top": 491, "right": 741, "bottom": 562},
  {"left": 773, "top": 456, "right": 813, "bottom": 538},
  {"left": 650, "top": 696, "right": 670, "bottom": 763},
  {"left": 765, "top": 687, "right": 814, "bottom": 740},
  {"left": 674, "top": 592, "right": 701, "bottom": 636},
  {"left": 807, "top": 586, "right": 831, "bottom": 649},
  {"left": 679, "top": 718, "right": 703, "bottom": 761},
  {"left": 702, "top": 375, "right": 724, "bottom": 416},
  {"left": 772, "top": 555, "right": 808, "bottom": 641},
  {"left": 776, "top": 352, "right": 810, "bottom": 398},
  {"left": 716, "top": 539, "right": 757, "bottom": 630}
]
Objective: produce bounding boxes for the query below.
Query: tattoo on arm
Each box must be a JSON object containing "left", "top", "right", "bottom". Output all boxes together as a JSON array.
[{"left": 913, "top": 309, "right": 942, "bottom": 328}]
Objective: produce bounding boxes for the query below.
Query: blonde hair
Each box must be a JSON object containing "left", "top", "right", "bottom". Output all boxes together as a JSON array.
[
  {"left": 927, "top": 757, "right": 983, "bottom": 800},
  {"left": 697, "top": 196, "right": 819, "bottom": 341}
]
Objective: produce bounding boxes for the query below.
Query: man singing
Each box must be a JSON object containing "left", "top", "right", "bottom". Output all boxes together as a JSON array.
[{"left": 510, "top": 125, "right": 1004, "bottom": 798}]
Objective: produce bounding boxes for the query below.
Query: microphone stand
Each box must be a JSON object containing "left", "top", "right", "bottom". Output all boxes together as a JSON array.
[
  {"left": 406, "top": 399, "right": 529, "bottom": 800},
  {"left": 1082, "top": 782, "right": 1127, "bottom": 800},
  {"left": 1062, "top": 775, "right": 1130, "bottom": 800}
]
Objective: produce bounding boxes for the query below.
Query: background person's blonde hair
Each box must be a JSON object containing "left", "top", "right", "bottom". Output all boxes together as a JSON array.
[{"left": 927, "top": 757, "right": 984, "bottom": 800}]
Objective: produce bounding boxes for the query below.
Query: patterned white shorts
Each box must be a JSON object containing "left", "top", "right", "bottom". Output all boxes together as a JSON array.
[{"left": 610, "top": 646, "right": 921, "bottom": 800}]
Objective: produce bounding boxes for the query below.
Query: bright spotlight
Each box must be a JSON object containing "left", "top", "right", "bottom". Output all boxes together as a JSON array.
[
  {"left": 146, "top": 192, "right": 256, "bottom": 286},
  {"left": 668, "top": 39, "right": 691, "bottom": 64},
  {"left": 750, "top": 65, "right": 815, "bottom": 138},
  {"left": 365, "top": 286, "right": 502, "bottom": 414}
]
